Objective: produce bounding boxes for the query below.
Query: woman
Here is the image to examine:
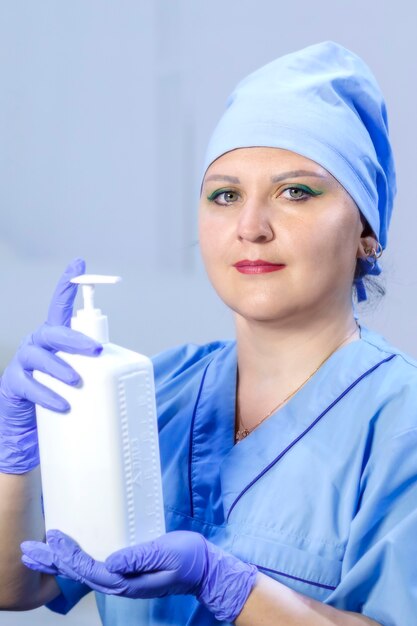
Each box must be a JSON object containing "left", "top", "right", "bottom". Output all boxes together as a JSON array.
[{"left": 1, "top": 41, "right": 416, "bottom": 625}]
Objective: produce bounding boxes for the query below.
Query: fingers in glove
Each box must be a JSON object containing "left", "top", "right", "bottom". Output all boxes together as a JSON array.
[
  {"left": 7, "top": 372, "right": 71, "bottom": 412},
  {"left": 46, "top": 530, "right": 124, "bottom": 590},
  {"left": 21, "top": 541, "right": 60, "bottom": 576},
  {"left": 110, "top": 569, "right": 182, "bottom": 599},
  {"left": 47, "top": 259, "right": 86, "bottom": 327},
  {"left": 18, "top": 345, "right": 81, "bottom": 386},
  {"left": 105, "top": 542, "right": 157, "bottom": 574},
  {"left": 105, "top": 531, "right": 204, "bottom": 575},
  {"left": 31, "top": 325, "right": 102, "bottom": 357},
  {"left": 21, "top": 554, "right": 59, "bottom": 576}
]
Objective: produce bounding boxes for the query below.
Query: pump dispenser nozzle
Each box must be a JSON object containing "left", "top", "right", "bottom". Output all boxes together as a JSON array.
[{"left": 70, "top": 275, "right": 121, "bottom": 343}]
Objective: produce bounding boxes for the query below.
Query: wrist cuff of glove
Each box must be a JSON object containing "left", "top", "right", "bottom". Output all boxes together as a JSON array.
[
  {"left": 197, "top": 541, "right": 258, "bottom": 623},
  {"left": 0, "top": 427, "right": 40, "bottom": 474}
]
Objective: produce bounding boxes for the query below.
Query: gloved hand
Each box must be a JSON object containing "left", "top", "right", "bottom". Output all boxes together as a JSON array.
[
  {"left": 21, "top": 529, "right": 258, "bottom": 622},
  {"left": 0, "top": 258, "right": 102, "bottom": 474}
]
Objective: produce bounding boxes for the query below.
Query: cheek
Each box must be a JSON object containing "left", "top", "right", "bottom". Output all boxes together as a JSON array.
[
  {"left": 198, "top": 215, "right": 211, "bottom": 262},
  {"left": 294, "top": 208, "right": 360, "bottom": 278},
  {"left": 198, "top": 213, "right": 226, "bottom": 267}
]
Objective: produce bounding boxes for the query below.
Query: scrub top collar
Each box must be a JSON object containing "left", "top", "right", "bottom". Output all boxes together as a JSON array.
[{"left": 188, "top": 326, "right": 397, "bottom": 523}]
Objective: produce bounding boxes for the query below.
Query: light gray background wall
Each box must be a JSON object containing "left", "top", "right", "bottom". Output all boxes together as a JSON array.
[{"left": 1, "top": 1, "right": 416, "bottom": 624}]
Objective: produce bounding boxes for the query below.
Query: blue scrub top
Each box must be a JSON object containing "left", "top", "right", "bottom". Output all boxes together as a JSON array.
[{"left": 48, "top": 326, "right": 417, "bottom": 626}]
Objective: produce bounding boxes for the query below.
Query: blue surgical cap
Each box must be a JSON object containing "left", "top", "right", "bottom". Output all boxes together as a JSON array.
[{"left": 202, "top": 41, "right": 397, "bottom": 302}]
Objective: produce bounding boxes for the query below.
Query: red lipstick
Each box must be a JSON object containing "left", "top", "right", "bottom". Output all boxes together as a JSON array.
[{"left": 233, "top": 259, "right": 286, "bottom": 274}]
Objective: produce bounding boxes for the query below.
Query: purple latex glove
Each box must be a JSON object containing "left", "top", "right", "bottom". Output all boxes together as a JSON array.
[
  {"left": 0, "top": 259, "right": 102, "bottom": 473},
  {"left": 21, "top": 529, "right": 258, "bottom": 622}
]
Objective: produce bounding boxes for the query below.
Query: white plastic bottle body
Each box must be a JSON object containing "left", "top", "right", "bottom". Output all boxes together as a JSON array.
[{"left": 34, "top": 344, "right": 165, "bottom": 561}]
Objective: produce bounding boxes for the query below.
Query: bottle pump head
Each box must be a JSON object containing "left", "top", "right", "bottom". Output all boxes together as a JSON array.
[{"left": 70, "top": 275, "right": 122, "bottom": 343}]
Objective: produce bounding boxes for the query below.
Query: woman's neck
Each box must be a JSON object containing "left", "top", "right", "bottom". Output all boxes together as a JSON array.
[
  {"left": 235, "top": 308, "right": 360, "bottom": 386},
  {"left": 234, "top": 307, "right": 360, "bottom": 434}
]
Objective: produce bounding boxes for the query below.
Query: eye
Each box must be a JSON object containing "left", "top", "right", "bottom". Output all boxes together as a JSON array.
[
  {"left": 286, "top": 187, "right": 309, "bottom": 200},
  {"left": 281, "top": 185, "right": 318, "bottom": 201},
  {"left": 207, "top": 189, "right": 240, "bottom": 206}
]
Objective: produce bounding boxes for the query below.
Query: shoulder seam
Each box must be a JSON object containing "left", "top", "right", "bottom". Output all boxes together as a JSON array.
[
  {"left": 392, "top": 427, "right": 417, "bottom": 441},
  {"left": 361, "top": 336, "right": 417, "bottom": 370},
  {"left": 394, "top": 352, "right": 417, "bottom": 370}
]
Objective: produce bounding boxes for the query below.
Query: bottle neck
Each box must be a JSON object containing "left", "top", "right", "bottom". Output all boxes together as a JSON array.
[{"left": 71, "top": 309, "right": 109, "bottom": 343}]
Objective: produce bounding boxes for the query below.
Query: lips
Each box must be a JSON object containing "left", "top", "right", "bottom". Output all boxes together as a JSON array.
[{"left": 233, "top": 259, "right": 286, "bottom": 274}]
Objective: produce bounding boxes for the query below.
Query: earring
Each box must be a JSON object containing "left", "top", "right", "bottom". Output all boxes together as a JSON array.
[
  {"left": 363, "top": 242, "right": 383, "bottom": 269},
  {"left": 374, "top": 242, "right": 383, "bottom": 258}
]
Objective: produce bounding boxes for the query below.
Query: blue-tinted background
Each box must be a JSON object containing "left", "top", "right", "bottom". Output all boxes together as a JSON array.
[{"left": 1, "top": 1, "right": 416, "bottom": 624}]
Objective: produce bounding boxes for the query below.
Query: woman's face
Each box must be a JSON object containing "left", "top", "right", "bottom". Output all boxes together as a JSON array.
[{"left": 199, "top": 147, "right": 366, "bottom": 324}]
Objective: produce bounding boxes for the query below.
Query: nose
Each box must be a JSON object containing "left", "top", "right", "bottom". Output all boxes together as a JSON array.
[{"left": 237, "top": 202, "right": 274, "bottom": 243}]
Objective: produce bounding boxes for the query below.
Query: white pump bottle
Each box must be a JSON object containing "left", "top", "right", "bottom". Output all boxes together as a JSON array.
[{"left": 35, "top": 275, "right": 165, "bottom": 561}]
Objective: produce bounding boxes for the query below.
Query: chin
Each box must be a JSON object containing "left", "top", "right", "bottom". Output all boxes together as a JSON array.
[
  {"left": 229, "top": 300, "right": 298, "bottom": 324},
  {"left": 223, "top": 287, "right": 327, "bottom": 324}
]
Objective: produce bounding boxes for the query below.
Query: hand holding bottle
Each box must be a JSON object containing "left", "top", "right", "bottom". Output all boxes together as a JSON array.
[
  {"left": 21, "top": 529, "right": 258, "bottom": 622},
  {"left": 0, "top": 258, "right": 102, "bottom": 474}
]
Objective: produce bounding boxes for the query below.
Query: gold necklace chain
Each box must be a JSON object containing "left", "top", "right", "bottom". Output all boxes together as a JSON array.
[{"left": 235, "top": 323, "right": 360, "bottom": 443}]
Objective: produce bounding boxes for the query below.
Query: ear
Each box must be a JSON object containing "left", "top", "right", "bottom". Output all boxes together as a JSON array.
[
  {"left": 356, "top": 216, "right": 378, "bottom": 260},
  {"left": 357, "top": 235, "right": 379, "bottom": 260}
]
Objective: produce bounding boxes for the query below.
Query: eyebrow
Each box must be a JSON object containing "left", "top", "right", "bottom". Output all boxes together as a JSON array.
[
  {"left": 271, "top": 170, "right": 327, "bottom": 183},
  {"left": 204, "top": 174, "right": 241, "bottom": 184},
  {"left": 204, "top": 170, "right": 328, "bottom": 185}
]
